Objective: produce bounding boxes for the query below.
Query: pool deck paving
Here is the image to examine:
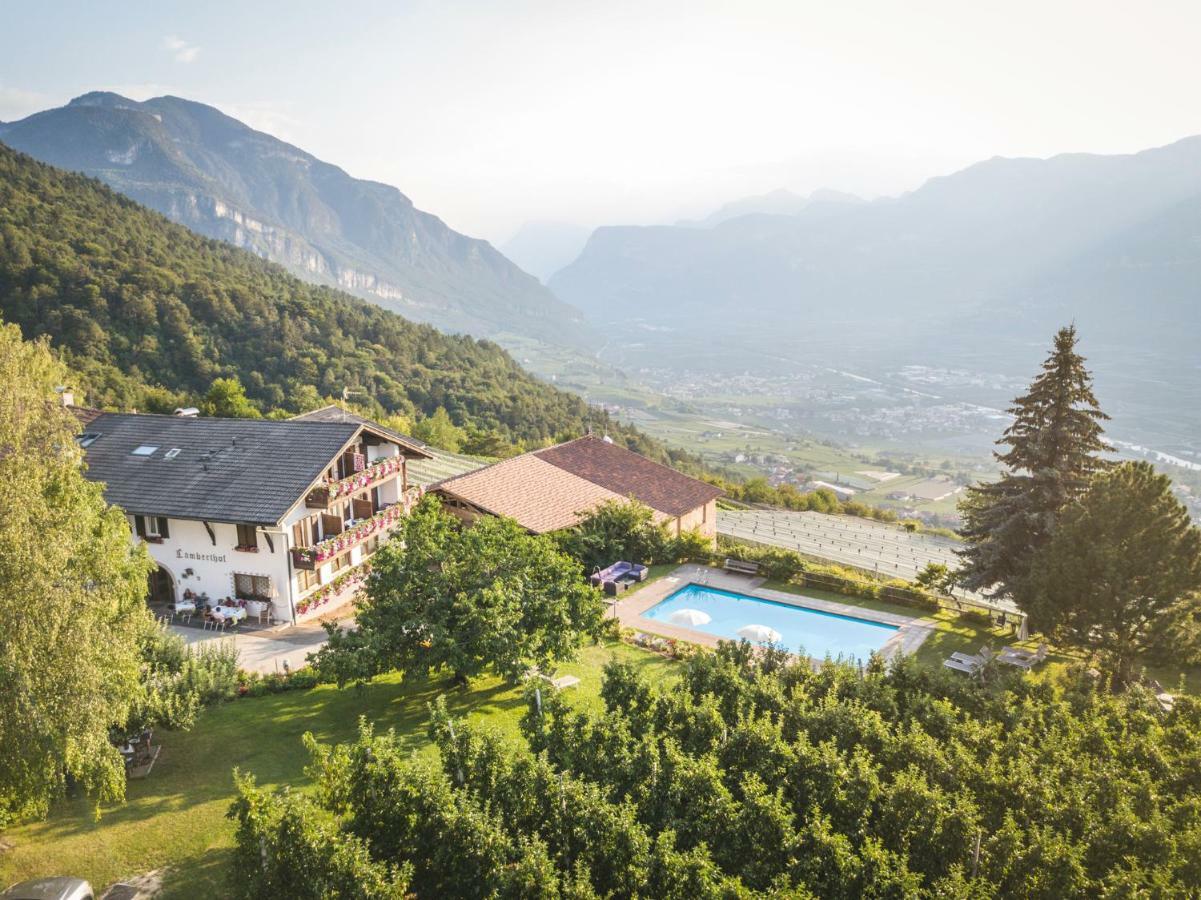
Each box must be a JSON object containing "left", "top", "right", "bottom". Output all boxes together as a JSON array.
[{"left": 615, "top": 564, "right": 934, "bottom": 661}]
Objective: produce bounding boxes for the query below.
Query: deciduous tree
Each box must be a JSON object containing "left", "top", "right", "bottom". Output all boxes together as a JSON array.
[
  {"left": 555, "top": 498, "right": 671, "bottom": 574},
  {"left": 315, "top": 497, "right": 604, "bottom": 685},
  {"left": 0, "top": 323, "right": 154, "bottom": 825},
  {"left": 201, "top": 376, "right": 261, "bottom": 418},
  {"left": 411, "top": 406, "right": 466, "bottom": 452}
]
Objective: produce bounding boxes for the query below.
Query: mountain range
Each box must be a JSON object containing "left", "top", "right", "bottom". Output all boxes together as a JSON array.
[
  {"left": 546, "top": 139, "right": 1201, "bottom": 452},
  {"left": 680, "top": 188, "right": 864, "bottom": 227},
  {"left": 0, "top": 92, "right": 586, "bottom": 345},
  {"left": 551, "top": 136, "right": 1201, "bottom": 353}
]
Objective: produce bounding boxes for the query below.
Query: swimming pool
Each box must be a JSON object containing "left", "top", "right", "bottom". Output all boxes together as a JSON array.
[{"left": 643, "top": 583, "right": 899, "bottom": 662}]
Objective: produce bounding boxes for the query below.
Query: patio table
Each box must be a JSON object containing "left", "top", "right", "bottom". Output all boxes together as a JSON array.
[
  {"left": 212, "top": 605, "right": 247, "bottom": 623},
  {"left": 174, "top": 599, "right": 196, "bottom": 613}
]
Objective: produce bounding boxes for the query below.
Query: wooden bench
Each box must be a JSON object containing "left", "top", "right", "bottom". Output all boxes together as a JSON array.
[{"left": 723, "top": 558, "right": 760, "bottom": 576}]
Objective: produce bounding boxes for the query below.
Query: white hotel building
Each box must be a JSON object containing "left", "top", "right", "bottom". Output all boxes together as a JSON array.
[{"left": 74, "top": 405, "right": 431, "bottom": 625}]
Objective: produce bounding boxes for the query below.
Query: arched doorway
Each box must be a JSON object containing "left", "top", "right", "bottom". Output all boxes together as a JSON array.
[{"left": 147, "top": 565, "right": 176, "bottom": 609}]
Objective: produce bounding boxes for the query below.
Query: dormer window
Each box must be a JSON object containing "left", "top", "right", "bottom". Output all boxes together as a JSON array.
[
  {"left": 235, "top": 523, "right": 259, "bottom": 552},
  {"left": 134, "top": 515, "right": 169, "bottom": 543}
]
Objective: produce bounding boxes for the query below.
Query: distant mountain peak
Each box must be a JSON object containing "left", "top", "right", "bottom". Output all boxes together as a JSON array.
[
  {"left": 3, "top": 92, "right": 588, "bottom": 347},
  {"left": 68, "top": 91, "right": 137, "bottom": 109},
  {"left": 692, "top": 187, "right": 863, "bottom": 227}
]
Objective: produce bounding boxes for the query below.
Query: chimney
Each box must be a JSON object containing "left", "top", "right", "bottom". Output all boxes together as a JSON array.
[{"left": 55, "top": 386, "right": 75, "bottom": 407}]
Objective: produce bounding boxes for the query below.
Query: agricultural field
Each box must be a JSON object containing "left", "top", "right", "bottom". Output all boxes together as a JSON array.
[{"left": 718, "top": 508, "right": 974, "bottom": 589}]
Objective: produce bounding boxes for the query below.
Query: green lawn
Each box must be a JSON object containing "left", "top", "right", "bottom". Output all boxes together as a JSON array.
[
  {"left": 763, "top": 578, "right": 1201, "bottom": 692},
  {"left": 0, "top": 641, "right": 677, "bottom": 898}
]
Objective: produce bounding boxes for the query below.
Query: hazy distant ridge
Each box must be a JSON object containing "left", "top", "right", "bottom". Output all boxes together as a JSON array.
[{"left": 550, "top": 137, "right": 1201, "bottom": 349}]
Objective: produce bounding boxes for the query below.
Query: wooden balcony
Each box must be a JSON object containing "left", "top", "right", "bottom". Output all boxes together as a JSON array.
[{"left": 303, "top": 456, "right": 404, "bottom": 509}]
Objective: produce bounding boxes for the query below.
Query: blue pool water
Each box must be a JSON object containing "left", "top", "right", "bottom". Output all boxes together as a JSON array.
[{"left": 644, "top": 583, "right": 899, "bottom": 662}]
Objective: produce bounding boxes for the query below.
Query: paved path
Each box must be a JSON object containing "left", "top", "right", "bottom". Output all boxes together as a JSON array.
[{"left": 171, "top": 616, "right": 353, "bottom": 674}]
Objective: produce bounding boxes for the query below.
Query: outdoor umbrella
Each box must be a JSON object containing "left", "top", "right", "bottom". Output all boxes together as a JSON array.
[
  {"left": 669, "top": 608, "right": 711, "bottom": 626},
  {"left": 737, "top": 624, "right": 782, "bottom": 644}
]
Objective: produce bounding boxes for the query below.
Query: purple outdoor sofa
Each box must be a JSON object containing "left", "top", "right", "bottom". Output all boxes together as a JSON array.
[{"left": 590, "top": 560, "right": 649, "bottom": 596}]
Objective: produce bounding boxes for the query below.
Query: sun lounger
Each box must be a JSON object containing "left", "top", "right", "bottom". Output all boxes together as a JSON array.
[
  {"left": 998, "top": 643, "right": 1048, "bottom": 670},
  {"left": 943, "top": 656, "right": 983, "bottom": 674},
  {"left": 944, "top": 647, "right": 995, "bottom": 674}
]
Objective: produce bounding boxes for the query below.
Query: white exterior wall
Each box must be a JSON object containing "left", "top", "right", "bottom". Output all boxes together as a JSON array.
[
  {"left": 136, "top": 517, "right": 292, "bottom": 618},
  {"left": 136, "top": 435, "right": 417, "bottom": 627},
  {"left": 279, "top": 441, "right": 409, "bottom": 624}
]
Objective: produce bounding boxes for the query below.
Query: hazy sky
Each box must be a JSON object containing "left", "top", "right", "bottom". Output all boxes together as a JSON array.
[{"left": 2, "top": 0, "right": 1199, "bottom": 243}]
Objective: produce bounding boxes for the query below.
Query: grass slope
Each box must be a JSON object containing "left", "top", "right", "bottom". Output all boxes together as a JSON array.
[{"left": 0, "top": 641, "right": 675, "bottom": 897}]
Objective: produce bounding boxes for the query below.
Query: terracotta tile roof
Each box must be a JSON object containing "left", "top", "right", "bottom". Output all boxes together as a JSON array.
[
  {"left": 434, "top": 435, "right": 722, "bottom": 532},
  {"left": 436, "top": 454, "right": 628, "bottom": 533},
  {"left": 534, "top": 436, "right": 722, "bottom": 517}
]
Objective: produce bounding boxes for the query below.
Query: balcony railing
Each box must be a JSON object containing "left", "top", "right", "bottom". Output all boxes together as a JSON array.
[
  {"left": 291, "top": 503, "right": 405, "bottom": 570},
  {"left": 305, "top": 456, "right": 403, "bottom": 509}
]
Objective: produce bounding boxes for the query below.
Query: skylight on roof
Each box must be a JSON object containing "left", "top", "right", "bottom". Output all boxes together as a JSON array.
[
  {"left": 164, "top": 448, "right": 181, "bottom": 460},
  {"left": 77, "top": 432, "right": 100, "bottom": 448},
  {"left": 131, "top": 445, "right": 159, "bottom": 456}
]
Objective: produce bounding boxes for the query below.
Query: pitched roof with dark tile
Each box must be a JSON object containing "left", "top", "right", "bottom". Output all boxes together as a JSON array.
[
  {"left": 535, "top": 436, "right": 722, "bottom": 516},
  {"left": 81, "top": 413, "right": 361, "bottom": 525},
  {"left": 291, "top": 404, "right": 432, "bottom": 458}
]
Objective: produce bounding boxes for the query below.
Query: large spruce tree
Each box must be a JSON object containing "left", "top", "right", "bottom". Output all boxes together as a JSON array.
[{"left": 957, "top": 325, "right": 1109, "bottom": 606}]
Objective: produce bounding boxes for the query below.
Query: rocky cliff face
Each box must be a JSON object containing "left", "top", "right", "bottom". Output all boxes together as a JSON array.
[{"left": 0, "top": 92, "right": 588, "bottom": 344}]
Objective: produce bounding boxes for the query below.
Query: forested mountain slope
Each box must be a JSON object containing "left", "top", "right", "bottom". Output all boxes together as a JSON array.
[
  {"left": 0, "top": 92, "right": 587, "bottom": 345},
  {"left": 0, "top": 142, "right": 681, "bottom": 462}
]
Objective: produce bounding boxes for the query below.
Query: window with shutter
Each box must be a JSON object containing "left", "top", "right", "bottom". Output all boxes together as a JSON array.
[
  {"left": 157, "top": 517, "right": 170, "bottom": 539},
  {"left": 139, "top": 516, "right": 164, "bottom": 543},
  {"left": 235, "top": 523, "right": 258, "bottom": 551}
]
